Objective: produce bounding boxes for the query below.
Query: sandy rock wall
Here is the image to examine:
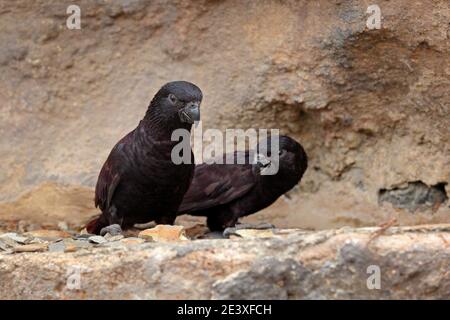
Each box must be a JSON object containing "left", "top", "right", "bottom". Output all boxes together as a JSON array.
[{"left": 0, "top": 0, "right": 449, "bottom": 228}]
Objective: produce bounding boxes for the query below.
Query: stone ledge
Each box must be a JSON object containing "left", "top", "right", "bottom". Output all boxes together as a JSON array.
[{"left": 0, "top": 224, "right": 449, "bottom": 299}]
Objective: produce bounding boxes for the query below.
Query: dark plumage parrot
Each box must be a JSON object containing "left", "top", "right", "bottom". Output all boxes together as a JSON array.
[
  {"left": 86, "top": 81, "right": 202, "bottom": 235},
  {"left": 177, "top": 135, "right": 308, "bottom": 231}
]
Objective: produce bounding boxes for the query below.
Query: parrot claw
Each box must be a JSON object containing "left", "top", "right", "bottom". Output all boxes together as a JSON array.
[{"left": 223, "top": 222, "right": 275, "bottom": 238}]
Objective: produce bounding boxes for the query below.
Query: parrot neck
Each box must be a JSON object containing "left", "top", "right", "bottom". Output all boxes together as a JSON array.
[{"left": 142, "top": 103, "right": 192, "bottom": 142}]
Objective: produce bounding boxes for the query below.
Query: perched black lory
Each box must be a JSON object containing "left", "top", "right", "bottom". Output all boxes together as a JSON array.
[
  {"left": 177, "top": 135, "right": 308, "bottom": 231},
  {"left": 86, "top": 81, "right": 202, "bottom": 235}
]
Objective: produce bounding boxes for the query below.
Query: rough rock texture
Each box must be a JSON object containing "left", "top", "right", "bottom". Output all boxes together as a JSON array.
[
  {"left": 0, "top": 225, "right": 449, "bottom": 299},
  {"left": 0, "top": 0, "right": 449, "bottom": 228}
]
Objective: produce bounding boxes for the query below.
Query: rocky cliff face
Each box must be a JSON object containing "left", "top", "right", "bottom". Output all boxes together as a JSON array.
[{"left": 0, "top": 0, "right": 448, "bottom": 229}]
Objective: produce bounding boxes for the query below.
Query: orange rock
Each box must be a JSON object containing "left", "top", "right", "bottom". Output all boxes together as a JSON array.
[
  {"left": 138, "top": 225, "right": 188, "bottom": 242},
  {"left": 64, "top": 244, "right": 77, "bottom": 252},
  {"left": 184, "top": 224, "right": 209, "bottom": 239}
]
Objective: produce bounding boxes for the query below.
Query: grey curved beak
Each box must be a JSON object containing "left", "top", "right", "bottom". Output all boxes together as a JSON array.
[
  {"left": 252, "top": 153, "right": 271, "bottom": 175},
  {"left": 179, "top": 102, "right": 200, "bottom": 124},
  {"left": 256, "top": 153, "right": 271, "bottom": 168}
]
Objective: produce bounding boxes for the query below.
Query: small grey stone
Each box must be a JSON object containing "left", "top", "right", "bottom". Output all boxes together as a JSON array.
[
  {"left": 88, "top": 236, "right": 107, "bottom": 244},
  {"left": 48, "top": 242, "right": 66, "bottom": 252},
  {"left": 0, "top": 233, "right": 30, "bottom": 244}
]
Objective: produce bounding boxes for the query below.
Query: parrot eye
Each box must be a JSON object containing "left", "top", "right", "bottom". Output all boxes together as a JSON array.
[{"left": 168, "top": 93, "right": 177, "bottom": 104}]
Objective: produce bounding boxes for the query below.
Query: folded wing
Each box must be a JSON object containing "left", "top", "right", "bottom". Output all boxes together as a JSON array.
[
  {"left": 178, "top": 151, "right": 257, "bottom": 214},
  {"left": 94, "top": 131, "right": 134, "bottom": 211}
]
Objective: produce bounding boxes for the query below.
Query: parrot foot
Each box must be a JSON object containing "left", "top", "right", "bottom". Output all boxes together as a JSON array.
[{"left": 100, "top": 224, "right": 122, "bottom": 236}]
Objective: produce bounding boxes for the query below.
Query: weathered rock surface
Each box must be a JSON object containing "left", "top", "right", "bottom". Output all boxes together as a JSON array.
[
  {"left": 0, "top": 0, "right": 448, "bottom": 229},
  {"left": 0, "top": 225, "right": 448, "bottom": 299}
]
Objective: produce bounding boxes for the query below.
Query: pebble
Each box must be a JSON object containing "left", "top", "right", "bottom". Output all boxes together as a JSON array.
[
  {"left": 49, "top": 240, "right": 78, "bottom": 253},
  {"left": 88, "top": 235, "right": 107, "bottom": 244},
  {"left": 48, "top": 242, "right": 66, "bottom": 252},
  {"left": 138, "top": 225, "right": 187, "bottom": 242},
  {"left": 0, "top": 233, "right": 30, "bottom": 244}
]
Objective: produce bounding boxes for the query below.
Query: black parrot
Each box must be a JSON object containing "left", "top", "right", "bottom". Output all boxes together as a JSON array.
[
  {"left": 86, "top": 81, "right": 202, "bottom": 235},
  {"left": 177, "top": 135, "right": 308, "bottom": 231}
]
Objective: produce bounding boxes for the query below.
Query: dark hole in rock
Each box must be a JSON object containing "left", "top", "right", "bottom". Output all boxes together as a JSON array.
[{"left": 378, "top": 181, "right": 448, "bottom": 213}]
